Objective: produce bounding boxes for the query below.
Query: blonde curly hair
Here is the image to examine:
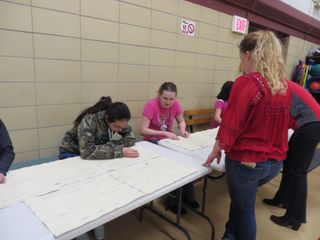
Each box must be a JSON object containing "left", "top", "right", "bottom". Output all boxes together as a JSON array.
[{"left": 239, "top": 30, "right": 287, "bottom": 94}]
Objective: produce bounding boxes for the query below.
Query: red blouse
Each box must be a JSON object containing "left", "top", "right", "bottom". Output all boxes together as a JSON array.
[{"left": 217, "top": 72, "right": 292, "bottom": 162}]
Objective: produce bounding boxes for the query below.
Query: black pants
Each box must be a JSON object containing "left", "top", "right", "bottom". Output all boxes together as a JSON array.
[
  {"left": 273, "top": 122, "right": 320, "bottom": 223},
  {"left": 167, "top": 182, "right": 196, "bottom": 207},
  {"left": 146, "top": 140, "right": 196, "bottom": 206}
]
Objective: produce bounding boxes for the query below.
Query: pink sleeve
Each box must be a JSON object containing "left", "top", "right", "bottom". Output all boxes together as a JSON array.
[
  {"left": 143, "top": 101, "right": 154, "bottom": 120},
  {"left": 174, "top": 100, "right": 183, "bottom": 116},
  {"left": 215, "top": 100, "right": 224, "bottom": 109}
]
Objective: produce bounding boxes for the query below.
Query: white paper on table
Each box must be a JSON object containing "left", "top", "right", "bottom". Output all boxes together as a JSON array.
[
  {"left": 160, "top": 129, "right": 217, "bottom": 151},
  {"left": 0, "top": 178, "right": 59, "bottom": 209},
  {"left": 158, "top": 128, "right": 227, "bottom": 172},
  {"left": 0, "top": 157, "right": 105, "bottom": 208},
  {"left": 26, "top": 175, "right": 144, "bottom": 237},
  {"left": 90, "top": 145, "right": 161, "bottom": 172},
  {"left": 110, "top": 156, "right": 198, "bottom": 194}
]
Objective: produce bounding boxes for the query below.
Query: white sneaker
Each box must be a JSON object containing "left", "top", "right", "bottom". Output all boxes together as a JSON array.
[{"left": 93, "top": 225, "right": 105, "bottom": 240}]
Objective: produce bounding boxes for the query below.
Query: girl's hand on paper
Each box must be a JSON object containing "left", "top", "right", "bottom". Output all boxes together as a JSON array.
[
  {"left": 164, "top": 132, "right": 179, "bottom": 140},
  {"left": 122, "top": 147, "right": 140, "bottom": 158}
]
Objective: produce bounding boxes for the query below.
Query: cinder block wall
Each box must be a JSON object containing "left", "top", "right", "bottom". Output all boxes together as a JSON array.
[{"left": 2, "top": 0, "right": 317, "bottom": 163}]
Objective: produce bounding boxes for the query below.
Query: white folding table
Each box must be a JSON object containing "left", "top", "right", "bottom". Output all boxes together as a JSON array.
[{"left": 0, "top": 141, "right": 215, "bottom": 240}]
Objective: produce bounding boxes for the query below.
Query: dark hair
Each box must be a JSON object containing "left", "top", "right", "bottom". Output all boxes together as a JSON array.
[
  {"left": 105, "top": 102, "right": 131, "bottom": 123},
  {"left": 74, "top": 96, "right": 131, "bottom": 126},
  {"left": 158, "top": 82, "right": 177, "bottom": 95},
  {"left": 217, "top": 81, "right": 233, "bottom": 101}
]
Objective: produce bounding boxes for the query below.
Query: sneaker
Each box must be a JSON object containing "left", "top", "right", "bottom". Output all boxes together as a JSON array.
[
  {"left": 75, "top": 233, "right": 90, "bottom": 240},
  {"left": 184, "top": 199, "right": 200, "bottom": 209},
  {"left": 270, "top": 215, "right": 301, "bottom": 231},
  {"left": 167, "top": 204, "right": 187, "bottom": 215},
  {"left": 263, "top": 198, "right": 286, "bottom": 208},
  {"left": 93, "top": 225, "right": 105, "bottom": 240}
]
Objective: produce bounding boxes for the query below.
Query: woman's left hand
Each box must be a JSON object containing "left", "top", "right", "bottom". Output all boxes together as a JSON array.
[
  {"left": 0, "top": 173, "right": 6, "bottom": 184},
  {"left": 203, "top": 141, "right": 222, "bottom": 167},
  {"left": 180, "top": 129, "right": 189, "bottom": 138}
]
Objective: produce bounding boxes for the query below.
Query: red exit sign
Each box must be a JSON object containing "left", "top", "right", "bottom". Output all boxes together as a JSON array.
[{"left": 232, "top": 16, "right": 248, "bottom": 34}]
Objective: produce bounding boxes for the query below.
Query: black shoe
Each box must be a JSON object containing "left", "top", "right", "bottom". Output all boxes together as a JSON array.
[
  {"left": 270, "top": 215, "right": 301, "bottom": 231},
  {"left": 263, "top": 198, "right": 286, "bottom": 208},
  {"left": 167, "top": 204, "right": 187, "bottom": 215},
  {"left": 184, "top": 199, "right": 200, "bottom": 209}
]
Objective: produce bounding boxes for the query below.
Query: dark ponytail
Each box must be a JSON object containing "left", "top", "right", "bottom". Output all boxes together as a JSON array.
[
  {"left": 74, "top": 96, "right": 112, "bottom": 126},
  {"left": 217, "top": 81, "right": 233, "bottom": 101}
]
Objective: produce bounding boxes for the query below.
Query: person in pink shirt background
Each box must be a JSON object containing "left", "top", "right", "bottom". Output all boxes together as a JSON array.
[
  {"left": 211, "top": 81, "right": 233, "bottom": 128},
  {"left": 140, "top": 82, "right": 199, "bottom": 215}
]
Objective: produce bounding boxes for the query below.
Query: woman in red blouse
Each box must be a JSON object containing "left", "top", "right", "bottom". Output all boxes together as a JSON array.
[{"left": 203, "top": 31, "right": 292, "bottom": 240}]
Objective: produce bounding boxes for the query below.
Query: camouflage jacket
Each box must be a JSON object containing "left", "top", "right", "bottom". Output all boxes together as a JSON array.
[{"left": 59, "top": 111, "right": 136, "bottom": 160}]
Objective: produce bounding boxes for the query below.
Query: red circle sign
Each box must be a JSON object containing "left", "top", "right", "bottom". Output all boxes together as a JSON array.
[{"left": 188, "top": 24, "right": 195, "bottom": 34}]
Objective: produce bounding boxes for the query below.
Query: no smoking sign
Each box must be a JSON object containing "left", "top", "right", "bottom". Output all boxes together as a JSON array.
[{"left": 181, "top": 19, "right": 196, "bottom": 36}]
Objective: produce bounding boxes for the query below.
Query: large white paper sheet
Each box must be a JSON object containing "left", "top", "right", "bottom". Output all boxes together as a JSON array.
[
  {"left": 0, "top": 158, "right": 104, "bottom": 208},
  {"left": 0, "top": 146, "right": 159, "bottom": 208},
  {"left": 26, "top": 175, "right": 144, "bottom": 237},
  {"left": 0, "top": 176, "right": 59, "bottom": 209},
  {"left": 90, "top": 145, "right": 161, "bottom": 172},
  {"left": 160, "top": 129, "right": 217, "bottom": 151},
  {"left": 159, "top": 128, "right": 226, "bottom": 172},
  {"left": 111, "top": 156, "right": 198, "bottom": 194}
]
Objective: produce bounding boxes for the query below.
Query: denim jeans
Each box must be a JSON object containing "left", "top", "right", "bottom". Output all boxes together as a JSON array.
[
  {"left": 223, "top": 157, "right": 283, "bottom": 240},
  {"left": 59, "top": 151, "right": 79, "bottom": 160}
]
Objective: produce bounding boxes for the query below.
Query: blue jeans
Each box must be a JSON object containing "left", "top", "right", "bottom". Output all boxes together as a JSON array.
[
  {"left": 223, "top": 157, "right": 283, "bottom": 240},
  {"left": 59, "top": 151, "right": 79, "bottom": 160}
]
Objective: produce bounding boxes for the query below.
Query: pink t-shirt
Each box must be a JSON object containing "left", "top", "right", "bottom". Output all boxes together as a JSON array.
[
  {"left": 143, "top": 98, "right": 182, "bottom": 141},
  {"left": 211, "top": 99, "right": 228, "bottom": 128}
]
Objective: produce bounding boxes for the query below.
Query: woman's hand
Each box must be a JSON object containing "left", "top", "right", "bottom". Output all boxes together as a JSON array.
[
  {"left": 180, "top": 129, "right": 190, "bottom": 138},
  {"left": 122, "top": 147, "right": 140, "bottom": 158},
  {"left": 203, "top": 141, "right": 222, "bottom": 167},
  {"left": 0, "top": 173, "right": 6, "bottom": 184},
  {"left": 164, "top": 131, "right": 179, "bottom": 140}
]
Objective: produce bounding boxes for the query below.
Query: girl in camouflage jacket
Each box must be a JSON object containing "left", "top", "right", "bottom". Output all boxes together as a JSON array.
[
  {"left": 59, "top": 96, "right": 138, "bottom": 240},
  {"left": 59, "top": 96, "right": 138, "bottom": 160}
]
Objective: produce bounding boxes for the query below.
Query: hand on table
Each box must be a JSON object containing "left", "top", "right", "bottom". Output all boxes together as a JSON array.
[
  {"left": 0, "top": 173, "right": 6, "bottom": 184},
  {"left": 180, "top": 129, "right": 190, "bottom": 138},
  {"left": 203, "top": 141, "right": 222, "bottom": 167},
  {"left": 164, "top": 132, "right": 179, "bottom": 140},
  {"left": 122, "top": 147, "right": 140, "bottom": 158}
]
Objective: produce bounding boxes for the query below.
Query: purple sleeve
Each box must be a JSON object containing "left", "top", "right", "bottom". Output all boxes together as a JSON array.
[{"left": 215, "top": 100, "right": 224, "bottom": 109}]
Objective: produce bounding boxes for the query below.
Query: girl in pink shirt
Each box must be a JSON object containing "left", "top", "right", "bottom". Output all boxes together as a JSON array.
[
  {"left": 140, "top": 82, "right": 199, "bottom": 215},
  {"left": 140, "top": 82, "right": 189, "bottom": 142},
  {"left": 211, "top": 81, "right": 233, "bottom": 128}
]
